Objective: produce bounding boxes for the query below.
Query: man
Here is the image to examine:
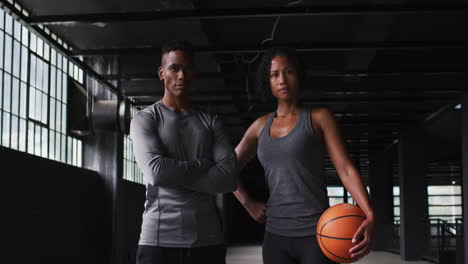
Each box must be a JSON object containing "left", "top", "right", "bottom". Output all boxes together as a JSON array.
[{"left": 130, "top": 40, "right": 239, "bottom": 264}]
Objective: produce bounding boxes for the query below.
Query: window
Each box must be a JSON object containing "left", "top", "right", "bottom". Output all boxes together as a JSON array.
[
  {"left": 427, "top": 185, "right": 461, "bottom": 222},
  {"left": 393, "top": 186, "right": 400, "bottom": 222},
  {"left": 326, "top": 186, "right": 369, "bottom": 206},
  {"left": 123, "top": 106, "right": 143, "bottom": 184},
  {"left": 393, "top": 185, "right": 461, "bottom": 223},
  {"left": 0, "top": 7, "right": 82, "bottom": 167},
  {"left": 327, "top": 186, "right": 344, "bottom": 206}
]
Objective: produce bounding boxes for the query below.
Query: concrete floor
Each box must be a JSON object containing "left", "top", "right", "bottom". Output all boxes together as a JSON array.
[{"left": 226, "top": 245, "right": 432, "bottom": 264}]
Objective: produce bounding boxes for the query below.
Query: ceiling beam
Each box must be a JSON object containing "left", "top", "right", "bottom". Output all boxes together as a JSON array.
[
  {"left": 26, "top": 5, "right": 468, "bottom": 25},
  {"left": 104, "top": 70, "right": 468, "bottom": 81},
  {"left": 131, "top": 96, "right": 452, "bottom": 106},
  {"left": 72, "top": 41, "right": 468, "bottom": 56},
  {"left": 124, "top": 88, "right": 463, "bottom": 97}
]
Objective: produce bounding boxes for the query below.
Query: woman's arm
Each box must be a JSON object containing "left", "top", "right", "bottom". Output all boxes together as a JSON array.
[
  {"left": 232, "top": 115, "right": 270, "bottom": 223},
  {"left": 313, "top": 108, "right": 375, "bottom": 259}
]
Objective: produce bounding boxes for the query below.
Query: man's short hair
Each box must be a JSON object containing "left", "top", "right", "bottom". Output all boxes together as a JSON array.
[{"left": 161, "top": 40, "right": 195, "bottom": 59}]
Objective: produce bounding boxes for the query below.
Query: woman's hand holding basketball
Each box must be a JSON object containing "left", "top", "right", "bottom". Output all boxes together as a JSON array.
[
  {"left": 349, "top": 216, "right": 375, "bottom": 259},
  {"left": 244, "top": 200, "right": 266, "bottom": 224}
]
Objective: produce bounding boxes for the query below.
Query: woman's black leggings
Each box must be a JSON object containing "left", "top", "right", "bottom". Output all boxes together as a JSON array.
[
  {"left": 262, "top": 232, "right": 337, "bottom": 264},
  {"left": 136, "top": 244, "right": 226, "bottom": 264}
]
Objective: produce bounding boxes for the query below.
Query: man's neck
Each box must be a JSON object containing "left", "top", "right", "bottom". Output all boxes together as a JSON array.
[{"left": 161, "top": 94, "right": 191, "bottom": 112}]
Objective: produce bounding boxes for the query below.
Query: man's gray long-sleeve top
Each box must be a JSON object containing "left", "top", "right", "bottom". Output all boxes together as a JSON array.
[{"left": 130, "top": 101, "right": 239, "bottom": 247}]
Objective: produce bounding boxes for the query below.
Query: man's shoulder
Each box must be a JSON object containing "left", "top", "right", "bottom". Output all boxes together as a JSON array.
[
  {"left": 193, "top": 104, "right": 215, "bottom": 115},
  {"left": 192, "top": 106, "right": 227, "bottom": 131},
  {"left": 131, "top": 103, "right": 160, "bottom": 125},
  {"left": 192, "top": 106, "right": 218, "bottom": 120}
]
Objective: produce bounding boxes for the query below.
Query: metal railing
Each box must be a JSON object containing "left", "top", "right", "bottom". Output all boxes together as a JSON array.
[{"left": 392, "top": 218, "right": 463, "bottom": 263}]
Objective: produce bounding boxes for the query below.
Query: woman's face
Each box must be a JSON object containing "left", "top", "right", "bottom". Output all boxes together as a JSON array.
[{"left": 269, "top": 55, "right": 300, "bottom": 101}]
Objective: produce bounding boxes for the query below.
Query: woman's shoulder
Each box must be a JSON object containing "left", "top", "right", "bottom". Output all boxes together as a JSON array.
[
  {"left": 308, "top": 107, "right": 335, "bottom": 138},
  {"left": 310, "top": 106, "right": 334, "bottom": 122},
  {"left": 249, "top": 113, "right": 274, "bottom": 137},
  {"left": 256, "top": 113, "right": 274, "bottom": 123}
]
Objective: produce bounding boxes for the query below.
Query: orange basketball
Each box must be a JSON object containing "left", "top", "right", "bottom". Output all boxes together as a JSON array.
[{"left": 316, "top": 203, "right": 366, "bottom": 263}]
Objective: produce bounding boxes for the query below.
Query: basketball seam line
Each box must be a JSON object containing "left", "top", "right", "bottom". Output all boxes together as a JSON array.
[
  {"left": 318, "top": 234, "right": 355, "bottom": 261},
  {"left": 322, "top": 214, "right": 366, "bottom": 228},
  {"left": 316, "top": 233, "right": 352, "bottom": 240}
]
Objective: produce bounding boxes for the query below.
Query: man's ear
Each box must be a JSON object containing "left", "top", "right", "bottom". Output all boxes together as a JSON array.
[{"left": 158, "top": 66, "right": 164, "bottom": 81}]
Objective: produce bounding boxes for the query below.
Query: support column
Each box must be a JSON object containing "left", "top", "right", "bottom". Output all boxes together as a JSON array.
[
  {"left": 83, "top": 56, "right": 123, "bottom": 264},
  {"left": 398, "top": 124, "right": 429, "bottom": 260},
  {"left": 461, "top": 95, "right": 468, "bottom": 264},
  {"left": 369, "top": 153, "right": 394, "bottom": 250}
]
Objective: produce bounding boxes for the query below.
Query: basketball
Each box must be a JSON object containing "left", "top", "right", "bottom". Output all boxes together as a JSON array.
[{"left": 316, "top": 203, "right": 366, "bottom": 263}]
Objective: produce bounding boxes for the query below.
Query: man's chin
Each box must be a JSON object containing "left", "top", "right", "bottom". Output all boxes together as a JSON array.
[{"left": 173, "top": 90, "right": 190, "bottom": 97}]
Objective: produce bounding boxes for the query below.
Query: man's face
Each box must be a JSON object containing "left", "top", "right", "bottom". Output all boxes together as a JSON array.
[{"left": 158, "top": 50, "right": 194, "bottom": 97}]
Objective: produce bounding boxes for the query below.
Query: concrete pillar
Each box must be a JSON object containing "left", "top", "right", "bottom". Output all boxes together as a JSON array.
[
  {"left": 461, "top": 95, "right": 468, "bottom": 264},
  {"left": 83, "top": 56, "right": 123, "bottom": 264},
  {"left": 369, "top": 153, "right": 394, "bottom": 250},
  {"left": 398, "top": 124, "right": 429, "bottom": 260}
]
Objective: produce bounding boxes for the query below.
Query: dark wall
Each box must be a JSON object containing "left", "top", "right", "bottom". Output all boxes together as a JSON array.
[
  {"left": 118, "top": 180, "right": 145, "bottom": 264},
  {"left": 1, "top": 146, "right": 109, "bottom": 264},
  {"left": 227, "top": 158, "right": 269, "bottom": 244}
]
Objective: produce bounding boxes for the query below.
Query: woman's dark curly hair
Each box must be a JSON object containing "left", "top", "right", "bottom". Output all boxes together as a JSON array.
[{"left": 256, "top": 47, "right": 306, "bottom": 102}]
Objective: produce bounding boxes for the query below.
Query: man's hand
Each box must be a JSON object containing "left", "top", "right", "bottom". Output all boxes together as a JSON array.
[
  {"left": 349, "top": 217, "right": 375, "bottom": 260},
  {"left": 244, "top": 200, "right": 266, "bottom": 224}
]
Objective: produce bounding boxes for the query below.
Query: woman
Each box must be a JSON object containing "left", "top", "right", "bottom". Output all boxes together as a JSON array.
[{"left": 233, "top": 48, "right": 374, "bottom": 264}]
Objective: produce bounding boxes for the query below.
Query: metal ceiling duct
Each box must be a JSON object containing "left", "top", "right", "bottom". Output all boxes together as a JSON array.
[{"left": 67, "top": 76, "right": 130, "bottom": 136}]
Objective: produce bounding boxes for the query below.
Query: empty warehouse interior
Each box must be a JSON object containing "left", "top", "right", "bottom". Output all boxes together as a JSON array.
[{"left": 1, "top": 0, "right": 467, "bottom": 263}]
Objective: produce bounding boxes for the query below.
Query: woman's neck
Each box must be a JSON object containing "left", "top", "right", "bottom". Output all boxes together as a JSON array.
[{"left": 276, "top": 100, "right": 300, "bottom": 117}]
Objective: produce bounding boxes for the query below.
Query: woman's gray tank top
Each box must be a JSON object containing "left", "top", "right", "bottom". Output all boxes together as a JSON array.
[{"left": 257, "top": 109, "right": 329, "bottom": 237}]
